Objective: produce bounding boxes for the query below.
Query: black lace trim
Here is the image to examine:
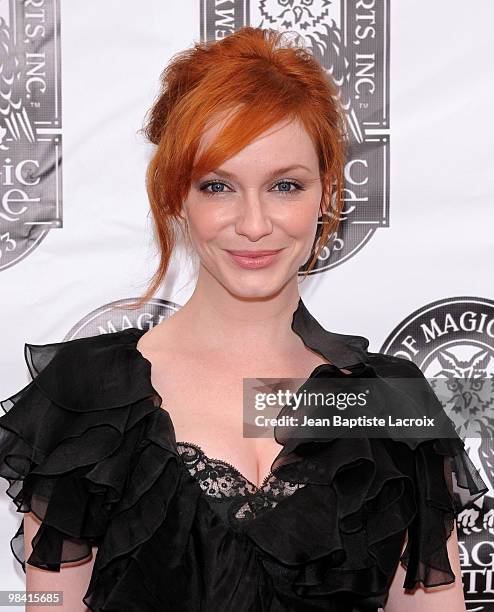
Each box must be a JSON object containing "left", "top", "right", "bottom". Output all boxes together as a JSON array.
[{"left": 176, "top": 441, "right": 307, "bottom": 523}]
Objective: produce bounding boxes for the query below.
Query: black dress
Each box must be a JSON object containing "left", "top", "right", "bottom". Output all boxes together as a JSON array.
[{"left": 0, "top": 297, "right": 487, "bottom": 611}]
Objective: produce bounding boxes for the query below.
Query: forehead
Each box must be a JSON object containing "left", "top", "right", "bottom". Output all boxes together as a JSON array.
[
  {"left": 197, "top": 115, "right": 318, "bottom": 171},
  {"left": 200, "top": 114, "right": 310, "bottom": 148}
]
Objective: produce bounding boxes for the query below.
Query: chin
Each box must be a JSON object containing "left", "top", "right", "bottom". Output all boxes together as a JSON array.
[{"left": 219, "top": 273, "right": 292, "bottom": 301}]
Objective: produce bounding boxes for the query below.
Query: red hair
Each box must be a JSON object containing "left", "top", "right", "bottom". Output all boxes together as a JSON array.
[{"left": 129, "top": 27, "right": 348, "bottom": 309}]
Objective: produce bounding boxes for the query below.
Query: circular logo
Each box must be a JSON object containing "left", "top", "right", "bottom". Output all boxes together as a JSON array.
[{"left": 63, "top": 297, "right": 180, "bottom": 340}]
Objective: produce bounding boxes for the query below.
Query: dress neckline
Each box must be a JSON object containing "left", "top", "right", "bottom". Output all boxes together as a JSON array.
[
  {"left": 128, "top": 327, "right": 344, "bottom": 490},
  {"left": 126, "top": 347, "right": 366, "bottom": 490},
  {"left": 125, "top": 296, "right": 369, "bottom": 490}
]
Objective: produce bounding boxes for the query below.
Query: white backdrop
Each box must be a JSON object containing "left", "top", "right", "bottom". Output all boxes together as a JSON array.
[{"left": 0, "top": 1, "right": 493, "bottom": 610}]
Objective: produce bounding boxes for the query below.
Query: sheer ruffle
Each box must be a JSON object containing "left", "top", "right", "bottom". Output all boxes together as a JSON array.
[
  {"left": 0, "top": 332, "right": 487, "bottom": 611},
  {"left": 0, "top": 334, "right": 184, "bottom": 610},
  {"left": 262, "top": 354, "right": 487, "bottom": 594}
]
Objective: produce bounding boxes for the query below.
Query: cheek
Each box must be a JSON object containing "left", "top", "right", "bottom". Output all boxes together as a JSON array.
[
  {"left": 281, "top": 204, "right": 319, "bottom": 239},
  {"left": 185, "top": 203, "right": 227, "bottom": 244},
  {"left": 184, "top": 194, "right": 320, "bottom": 243}
]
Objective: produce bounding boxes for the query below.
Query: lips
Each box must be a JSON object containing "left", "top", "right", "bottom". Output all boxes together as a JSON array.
[
  {"left": 226, "top": 249, "right": 282, "bottom": 257},
  {"left": 225, "top": 248, "right": 283, "bottom": 269}
]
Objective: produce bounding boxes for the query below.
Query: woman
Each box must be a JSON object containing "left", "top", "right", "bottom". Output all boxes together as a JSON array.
[{"left": 0, "top": 27, "right": 486, "bottom": 612}]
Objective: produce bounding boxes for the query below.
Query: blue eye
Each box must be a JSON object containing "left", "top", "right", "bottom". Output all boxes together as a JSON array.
[
  {"left": 273, "top": 180, "right": 304, "bottom": 194},
  {"left": 199, "top": 181, "right": 230, "bottom": 195},
  {"left": 199, "top": 179, "right": 304, "bottom": 197}
]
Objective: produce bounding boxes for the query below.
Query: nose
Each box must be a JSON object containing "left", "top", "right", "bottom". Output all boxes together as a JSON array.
[{"left": 235, "top": 192, "right": 273, "bottom": 241}]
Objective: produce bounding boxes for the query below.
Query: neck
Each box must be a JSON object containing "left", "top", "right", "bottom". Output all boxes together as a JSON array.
[{"left": 169, "top": 268, "right": 303, "bottom": 357}]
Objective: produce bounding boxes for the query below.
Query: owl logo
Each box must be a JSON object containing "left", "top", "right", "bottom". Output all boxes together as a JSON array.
[
  {"left": 0, "top": 16, "right": 36, "bottom": 149},
  {"left": 258, "top": 0, "right": 363, "bottom": 143},
  {"left": 429, "top": 348, "right": 494, "bottom": 536},
  {"left": 381, "top": 297, "right": 494, "bottom": 544}
]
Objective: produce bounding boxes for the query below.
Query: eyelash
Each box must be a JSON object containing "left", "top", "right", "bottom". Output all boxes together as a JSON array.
[{"left": 198, "top": 179, "right": 305, "bottom": 198}]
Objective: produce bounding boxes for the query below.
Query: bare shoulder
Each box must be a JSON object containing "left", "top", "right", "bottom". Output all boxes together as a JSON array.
[{"left": 137, "top": 310, "right": 194, "bottom": 351}]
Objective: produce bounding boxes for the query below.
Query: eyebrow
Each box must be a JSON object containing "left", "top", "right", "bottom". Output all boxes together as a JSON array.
[{"left": 209, "top": 164, "right": 313, "bottom": 180}]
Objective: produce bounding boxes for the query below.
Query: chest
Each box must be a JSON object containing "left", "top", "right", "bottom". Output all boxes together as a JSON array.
[{"left": 144, "top": 347, "right": 335, "bottom": 490}]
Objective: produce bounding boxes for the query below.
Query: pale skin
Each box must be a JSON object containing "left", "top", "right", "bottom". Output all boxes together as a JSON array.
[{"left": 24, "top": 117, "right": 466, "bottom": 611}]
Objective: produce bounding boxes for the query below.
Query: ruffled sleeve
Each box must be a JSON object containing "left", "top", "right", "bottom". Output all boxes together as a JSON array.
[
  {"left": 257, "top": 354, "right": 488, "bottom": 597},
  {"left": 358, "top": 354, "right": 488, "bottom": 589},
  {"left": 0, "top": 332, "right": 181, "bottom": 609},
  {"left": 366, "top": 354, "right": 487, "bottom": 589}
]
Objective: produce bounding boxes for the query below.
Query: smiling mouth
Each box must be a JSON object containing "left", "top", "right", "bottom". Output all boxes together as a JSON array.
[
  {"left": 225, "top": 249, "right": 284, "bottom": 269},
  {"left": 226, "top": 249, "right": 283, "bottom": 256}
]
